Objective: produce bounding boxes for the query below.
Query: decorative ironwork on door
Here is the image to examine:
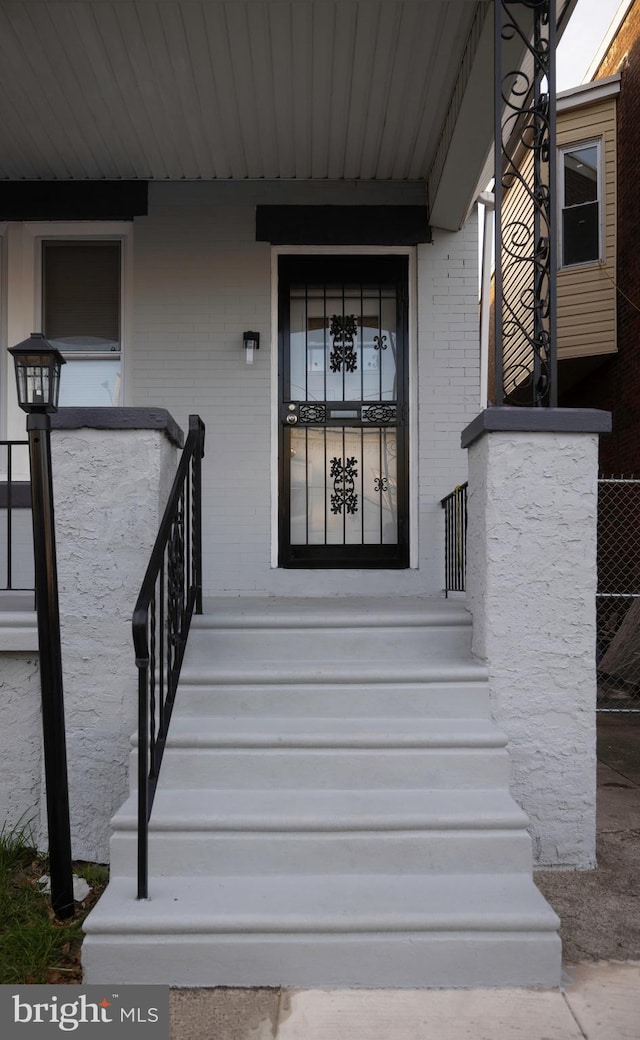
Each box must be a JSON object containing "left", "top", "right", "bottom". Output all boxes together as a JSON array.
[
  {"left": 329, "top": 315, "right": 358, "bottom": 373},
  {"left": 278, "top": 256, "right": 409, "bottom": 568}
]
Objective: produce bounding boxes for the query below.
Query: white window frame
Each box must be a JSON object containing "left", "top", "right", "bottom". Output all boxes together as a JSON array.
[
  {"left": 558, "top": 138, "right": 603, "bottom": 269},
  {"left": 4, "top": 222, "right": 134, "bottom": 444},
  {"left": 34, "top": 223, "right": 132, "bottom": 408}
]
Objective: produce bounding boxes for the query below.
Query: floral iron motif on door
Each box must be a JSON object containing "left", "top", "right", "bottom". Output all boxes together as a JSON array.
[
  {"left": 330, "top": 456, "right": 359, "bottom": 515},
  {"left": 329, "top": 315, "right": 359, "bottom": 373}
]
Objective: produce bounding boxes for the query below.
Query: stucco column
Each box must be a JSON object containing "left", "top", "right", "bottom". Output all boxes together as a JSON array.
[
  {"left": 49, "top": 408, "right": 182, "bottom": 862},
  {"left": 463, "top": 407, "right": 611, "bottom": 869}
]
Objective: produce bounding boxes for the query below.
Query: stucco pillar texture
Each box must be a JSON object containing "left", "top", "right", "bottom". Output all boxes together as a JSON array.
[
  {"left": 0, "top": 653, "right": 42, "bottom": 842},
  {"left": 467, "top": 430, "right": 598, "bottom": 868},
  {"left": 50, "top": 427, "right": 177, "bottom": 861}
]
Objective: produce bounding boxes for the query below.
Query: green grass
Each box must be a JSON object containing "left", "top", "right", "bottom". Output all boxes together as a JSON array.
[
  {"left": 0, "top": 821, "right": 107, "bottom": 984},
  {"left": 73, "top": 862, "right": 109, "bottom": 889}
]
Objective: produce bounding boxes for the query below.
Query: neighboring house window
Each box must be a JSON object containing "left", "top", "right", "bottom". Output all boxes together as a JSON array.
[
  {"left": 42, "top": 240, "right": 122, "bottom": 406},
  {"left": 560, "top": 141, "right": 601, "bottom": 267}
]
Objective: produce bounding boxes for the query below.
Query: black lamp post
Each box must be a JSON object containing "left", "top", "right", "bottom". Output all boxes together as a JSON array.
[{"left": 9, "top": 333, "right": 74, "bottom": 920}]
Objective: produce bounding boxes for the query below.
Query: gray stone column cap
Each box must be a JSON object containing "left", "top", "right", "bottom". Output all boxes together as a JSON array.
[
  {"left": 50, "top": 407, "right": 184, "bottom": 448},
  {"left": 461, "top": 407, "right": 612, "bottom": 449}
]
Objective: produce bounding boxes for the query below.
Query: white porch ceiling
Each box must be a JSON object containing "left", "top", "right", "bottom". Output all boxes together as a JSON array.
[
  {"left": 0, "top": 1, "right": 577, "bottom": 230},
  {"left": 0, "top": 1, "right": 481, "bottom": 182}
]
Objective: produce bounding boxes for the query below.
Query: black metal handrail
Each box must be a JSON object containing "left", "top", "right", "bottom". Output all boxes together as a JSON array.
[
  {"left": 441, "top": 482, "right": 468, "bottom": 596},
  {"left": 133, "top": 414, "right": 205, "bottom": 899},
  {"left": 1, "top": 440, "right": 33, "bottom": 594}
]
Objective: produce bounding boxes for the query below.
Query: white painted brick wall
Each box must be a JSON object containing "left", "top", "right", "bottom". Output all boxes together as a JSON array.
[
  {"left": 417, "top": 220, "right": 480, "bottom": 595},
  {"left": 467, "top": 429, "right": 599, "bottom": 868},
  {"left": 130, "top": 182, "right": 481, "bottom": 596}
]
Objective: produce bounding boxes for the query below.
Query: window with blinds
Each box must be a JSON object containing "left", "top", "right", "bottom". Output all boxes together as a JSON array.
[{"left": 42, "top": 240, "right": 122, "bottom": 406}]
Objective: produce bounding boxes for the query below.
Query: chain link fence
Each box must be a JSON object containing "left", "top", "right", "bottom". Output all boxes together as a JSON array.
[{"left": 597, "top": 478, "right": 640, "bottom": 712}]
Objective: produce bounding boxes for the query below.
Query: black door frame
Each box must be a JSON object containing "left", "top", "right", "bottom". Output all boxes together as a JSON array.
[{"left": 278, "top": 254, "right": 410, "bottom": 568}]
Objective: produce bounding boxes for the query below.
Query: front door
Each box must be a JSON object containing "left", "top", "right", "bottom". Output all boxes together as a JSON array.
[{"left": 278, "top": 255, "right": 409, "bottom": 568}]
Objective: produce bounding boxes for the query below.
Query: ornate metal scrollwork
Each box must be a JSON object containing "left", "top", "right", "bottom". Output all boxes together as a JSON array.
[
  {"left": 299, "top": 404, "right": 327, "bottom": 423},
  {"left": 329, "top": 315, "right": 358, "bottom": 373},
  {"left": 167, "top": 493, "right": 185, "bottom": 662},
  {"left": 330, "top": 456, "right": 358, "bottom": 515},
  {"left": 374, "top": 476, "right": 389, "bottom": 493},
  {"left": 362, "top": 404, "right": 397, "bottom": 424},
  {"left": 494, "top": 0, "right": 557, "bottom": 407},
  {"left": 373, "top": 334, "right": 388, "bottom": 351}
]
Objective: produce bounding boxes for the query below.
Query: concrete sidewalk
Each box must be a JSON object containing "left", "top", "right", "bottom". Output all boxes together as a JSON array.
[
  {"left": 170, "top": 962, "right": 640, "bottom": 1039},
  {"left": 169, "top": 716, "right": 640, "bottom": 1039}
]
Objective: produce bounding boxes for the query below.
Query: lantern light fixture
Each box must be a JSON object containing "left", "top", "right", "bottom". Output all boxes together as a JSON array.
[
  {"left": 9, "top": 333, "right": 66, "bottom": 413},
  {"left": 243, "top": 331, "right": 260, "bottom": 366}
]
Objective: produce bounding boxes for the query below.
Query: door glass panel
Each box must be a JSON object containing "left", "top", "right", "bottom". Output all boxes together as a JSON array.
[
  {"left": 363, "top": 427, "right": 398, "bottom": 544},
  {"left": 289, "top": 426, "right": 398, "bottom": 548},
  {"left": 290, "top": 286, "right": 397, "bottom": 404},
  {"left": 289, "top": 297, "right": 308, "bottom": 401}
]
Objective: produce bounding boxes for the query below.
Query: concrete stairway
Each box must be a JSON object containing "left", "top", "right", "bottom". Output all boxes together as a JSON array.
[{"left": 82, "top": 598, "right": 561, "bottom": 987}]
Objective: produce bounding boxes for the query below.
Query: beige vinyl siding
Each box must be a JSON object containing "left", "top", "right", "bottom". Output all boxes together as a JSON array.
[
  {"left": 499, "top": 95, "right": 617, "bottom": 393},
  {"left": 557, "top": 97, "right": 617, "bottom": 359}
]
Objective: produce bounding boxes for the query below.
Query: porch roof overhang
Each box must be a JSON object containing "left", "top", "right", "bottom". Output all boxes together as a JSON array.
[{"left": 0, "top": 0, "right": 576, "bottom": 232}]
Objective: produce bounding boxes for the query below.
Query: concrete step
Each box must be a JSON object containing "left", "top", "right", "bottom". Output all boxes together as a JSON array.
[
  {"left": 138, "top": 717, "right": 511, "bottom": 790},
  {"left": 109, "top": 787, "right": 534, "bottom": 877},
  {"left": 141, "top": 747, "right": 510, "bottom": 791},
  {"left": 184, "top": 598, "right": 474, "bottom": 668},
  {"left": 176, "top": 680, "right": 491, "bottom": 718},
  {"left": 161, "top": 715, "right": 508, "bottom": 749},
  {"left": 178, "top": 658, "right": 488, "bottom": 687},
  {"left": 196, "top": 597, "right": 472, "bottom": 631},
  {"left": 82, "top": 872, "right": 561, "bottom": 987},
  {"left": 83, "top": 596, "right": 560, "bottom": 989}
]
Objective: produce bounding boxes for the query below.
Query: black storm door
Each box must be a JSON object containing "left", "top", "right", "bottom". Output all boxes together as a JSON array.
[{"left": 278, "top": 255, "right": 409, "bottom": 568}]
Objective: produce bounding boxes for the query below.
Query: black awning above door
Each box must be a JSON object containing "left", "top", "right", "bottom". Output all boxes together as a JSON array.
[{"left": 256, "top": 205, "right": 431, "bottom": 245}]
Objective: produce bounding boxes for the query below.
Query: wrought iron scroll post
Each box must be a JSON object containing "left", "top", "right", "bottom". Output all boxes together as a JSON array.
[{"left": 494, "top": 0, "right": 557, "bottom": 407}]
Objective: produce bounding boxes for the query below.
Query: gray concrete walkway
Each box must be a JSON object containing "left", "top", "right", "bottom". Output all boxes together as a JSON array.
[
  {"left": 169, "top": 716, "right": 640, "bottom": 1039},
  {"left": 170, "top": 963, "right": 640, "bottom": 1039}
]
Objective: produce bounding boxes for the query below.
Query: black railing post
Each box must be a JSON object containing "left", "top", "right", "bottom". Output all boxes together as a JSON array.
[
  {"left": 190, "top": 415, "right": 204, "bottom": 615},
  {"left": 137, "top": 664, "right": 149, "bottom": 901},
  {"left": 494, "top": 1, "right": 505, "bottom": 407},
  {"left": 27, "top": 412, "right": 74, "bottom": 919},
  {"left": 548, "top": 3, "right": 558, "bottom": 407},
  {"left": 6, "top": 441, "right": 13, "bottom": 591}
]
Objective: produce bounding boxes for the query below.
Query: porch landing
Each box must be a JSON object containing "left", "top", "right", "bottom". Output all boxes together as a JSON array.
[{"left": 82, "top": 596, "right": 560, "bottom": 988}]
